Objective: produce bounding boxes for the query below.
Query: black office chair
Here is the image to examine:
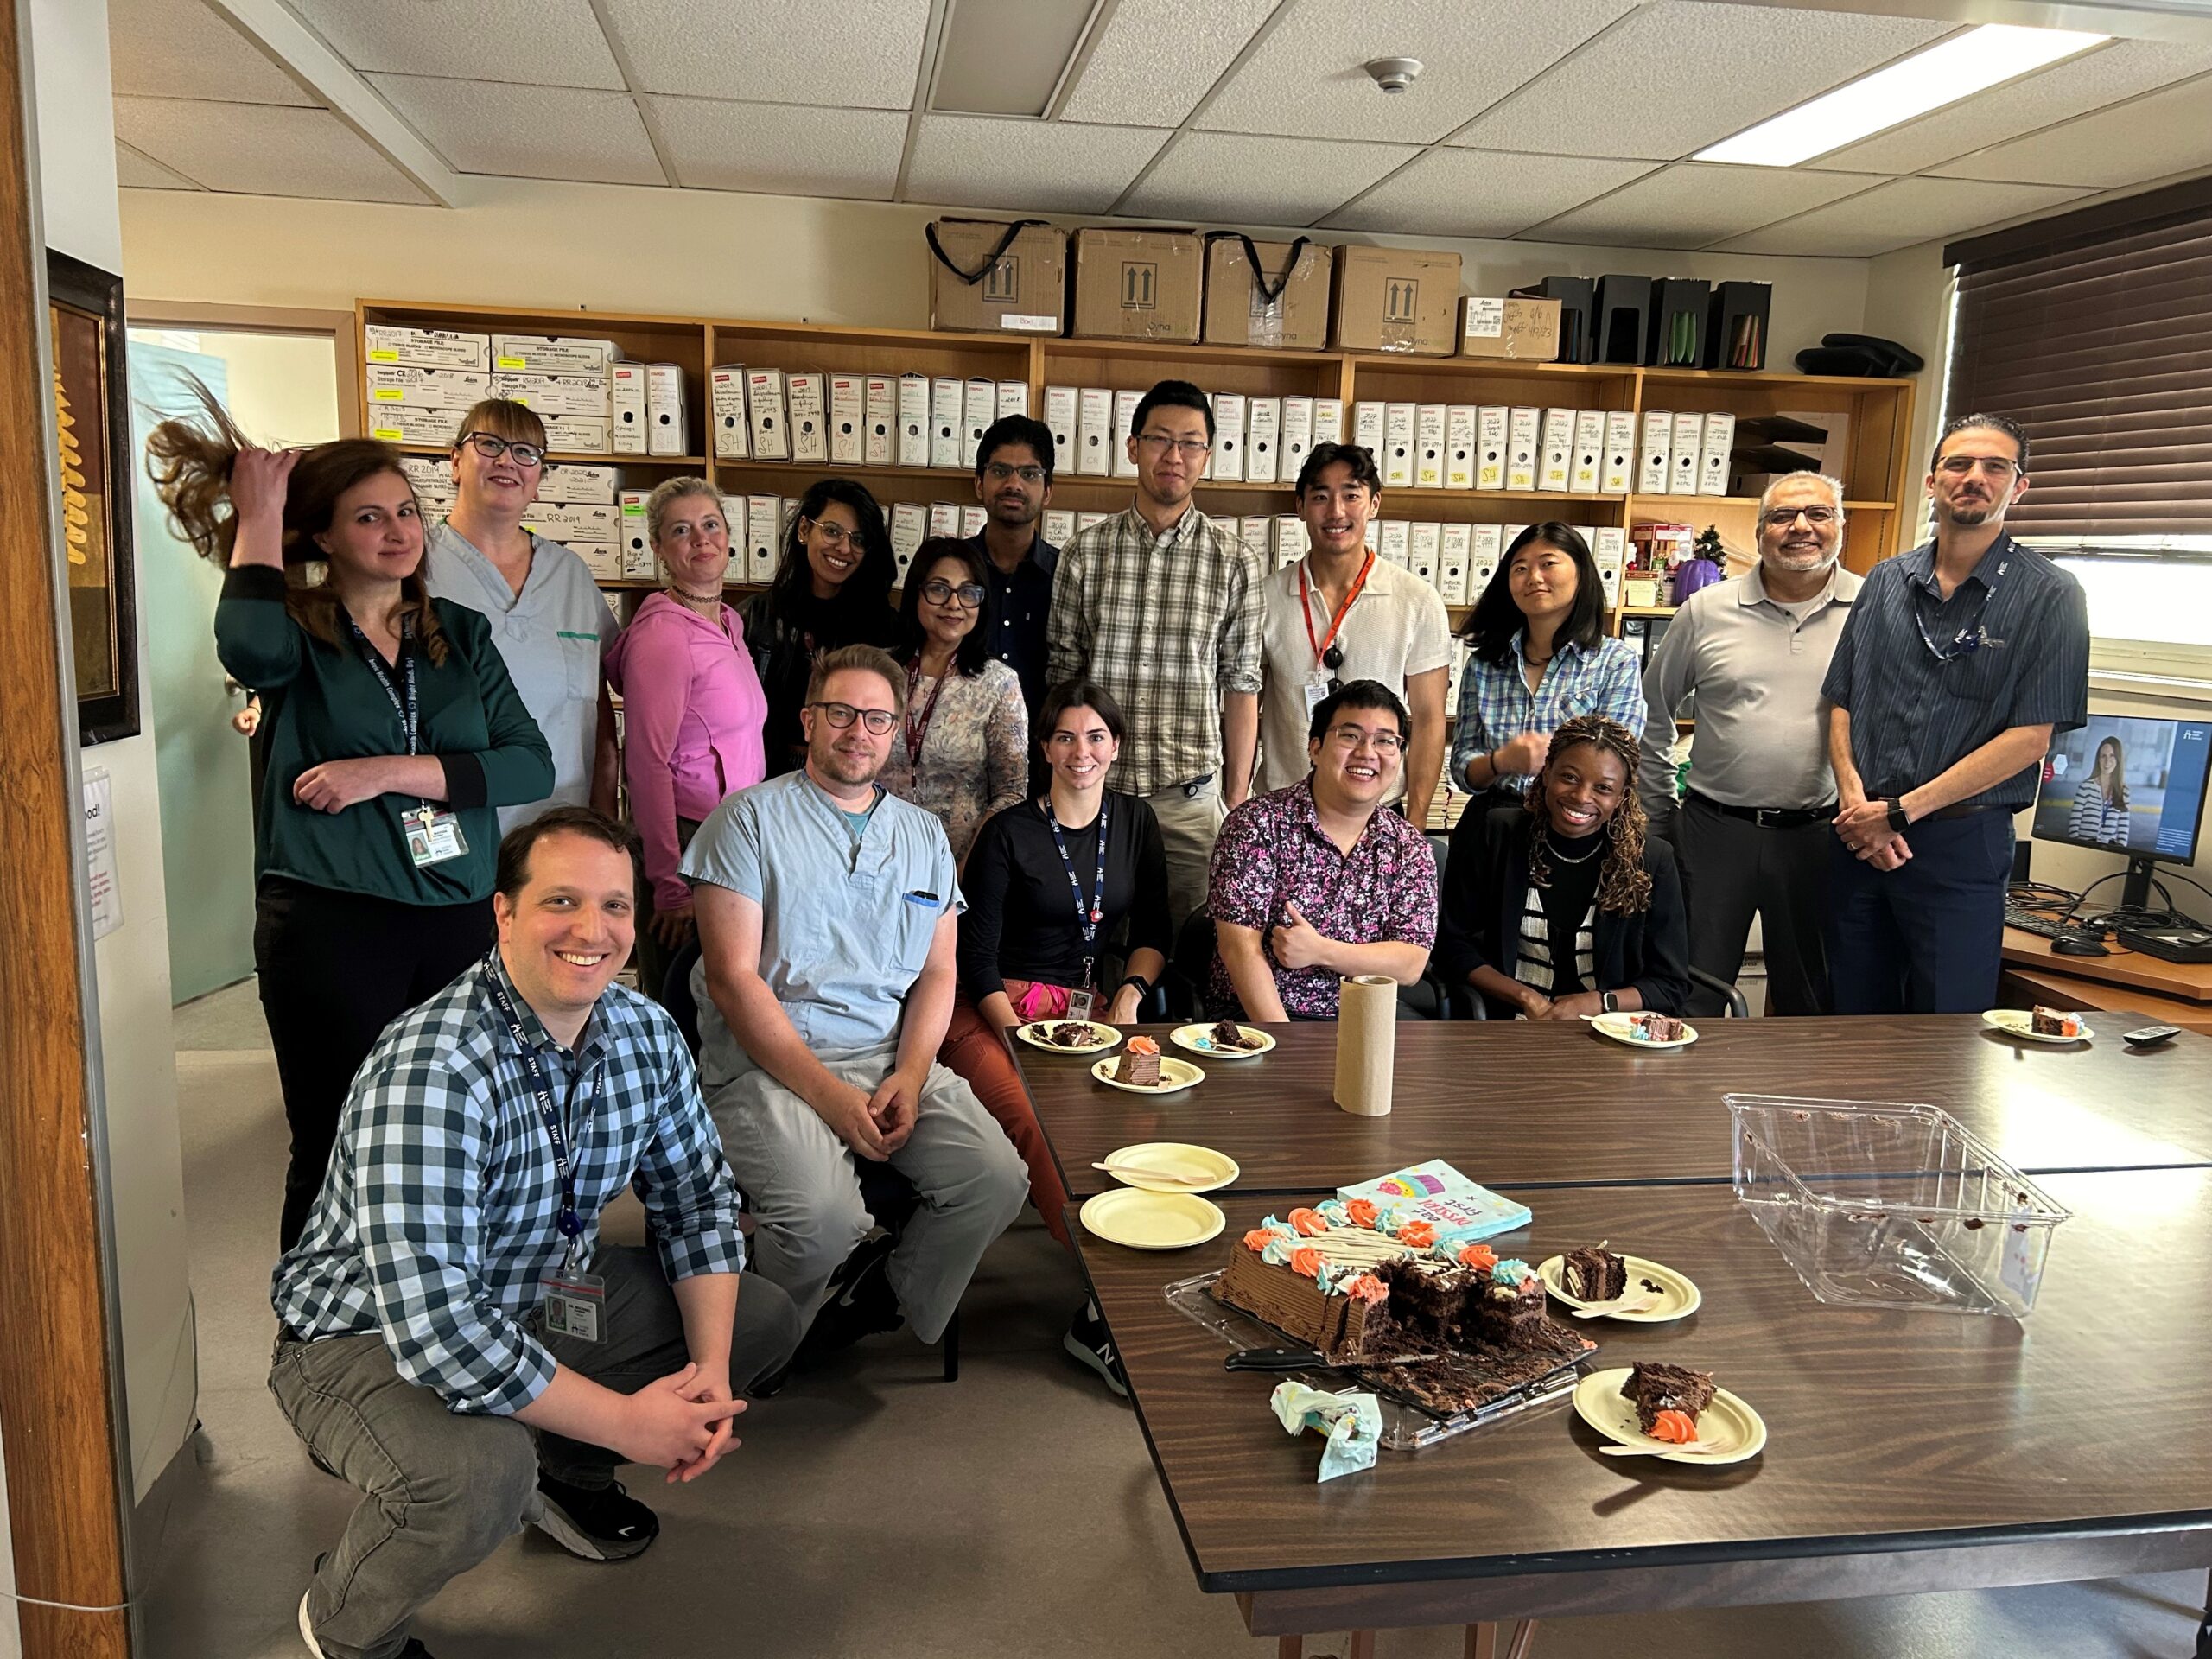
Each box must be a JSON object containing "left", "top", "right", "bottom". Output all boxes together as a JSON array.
[
  {"left": 1444, "top": 965, "right": 1748, "bottom": 1020},
  {"left": 1392, "top": 836, "right": 1456, "bottom": 1021},
  {"left": 660, "top": 940, "right": 958, "bottom": 1382}
]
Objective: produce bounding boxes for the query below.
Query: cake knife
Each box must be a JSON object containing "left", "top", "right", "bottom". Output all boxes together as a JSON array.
[{"left": 1224, "top": 1346, "right": 1440, "bottom": 1372}]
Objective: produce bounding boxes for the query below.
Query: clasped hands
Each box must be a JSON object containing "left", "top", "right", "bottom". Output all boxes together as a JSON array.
[
  {"left": 820, "top": 1069, "right": 921, "bottom": 1160},
  {"left": 1834, "top": 796, "right": 1913, "bottom": 871}
]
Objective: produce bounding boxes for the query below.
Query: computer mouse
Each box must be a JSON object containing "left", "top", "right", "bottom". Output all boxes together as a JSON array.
[{"left": 2051, "top": 936, "right": 2109, "bottom": 957}]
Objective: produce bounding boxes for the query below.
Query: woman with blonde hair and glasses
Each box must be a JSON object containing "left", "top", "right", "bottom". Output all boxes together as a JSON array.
[
  {"left": 741, "top": 476, "right": 900, "bottom": 776},
  {"left": 604, "top": 476, "right": 768, "bottom": 1000},
  {"left": 1435, "top": 713, "right": 1688, "bottom": 1021},
  {"left": 148, "top": 391, "right": 551, "bottom": 1248},
  {"left": 423, "top": 397, "right": 620, "bottom": 830}
]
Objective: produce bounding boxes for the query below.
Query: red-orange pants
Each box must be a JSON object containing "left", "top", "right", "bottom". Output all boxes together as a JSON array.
[{"left": 940, "top": 1001, "right": 1071, "bottom": 1251}]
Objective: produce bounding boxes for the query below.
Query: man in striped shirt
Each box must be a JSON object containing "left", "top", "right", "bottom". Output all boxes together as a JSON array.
[
  {"left": 1821, "top": 414, "right": 2089, "bottom": 1014},
  {"left": 1047, "top": 378, "right": 1265, "bottom": 930},
  {"left": 272, "top": 808, "right": 798, "bottom": 1659}
]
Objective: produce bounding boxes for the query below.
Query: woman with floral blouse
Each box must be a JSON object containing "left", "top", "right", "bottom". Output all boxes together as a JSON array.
[{"left": 884, "top": 539, "right": 1027, "bottom": 861}]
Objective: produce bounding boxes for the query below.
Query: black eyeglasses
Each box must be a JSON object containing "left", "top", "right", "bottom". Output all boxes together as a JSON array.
[
  {"left": 919, "top": 579, "right": 987, "bottom": 608},
  {"left": 809, "top": 701, "right": 899, "bottom": 734},
  {"left": 982, "top": 461, "right": 1047, "bottom": 485},
  {"left": 457, "top": 431, "right": 546, "bottom": 467}
]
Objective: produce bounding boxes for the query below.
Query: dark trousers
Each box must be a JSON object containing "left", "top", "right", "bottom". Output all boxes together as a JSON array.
[
  {"left": 1826, "top": 810, "right": 2012, "bottom": 1015},
  {"left": 257, "top": 877, "right": 494, "bottom": 1250},
  {"left": 1673, "top": 796, "right": 1834, "bottom": 1017}
]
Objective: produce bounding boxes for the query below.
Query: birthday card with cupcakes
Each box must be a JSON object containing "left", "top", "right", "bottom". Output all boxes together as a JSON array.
[{"left": 1335, "top": 1160, "right": 1532, "bottom": 1247}]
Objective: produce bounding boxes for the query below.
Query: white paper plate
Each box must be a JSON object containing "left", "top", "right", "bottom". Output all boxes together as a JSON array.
[
  {"left": 1100, "top": 1141, "right": 1240, "bottom": 1193},
  {"left": 1090, "top": 1054, "right": 1205, "bottom": 1095},
  {"left": 1077, "top": 1188, "right": 1225, "bottom": 1250},
  {"left": 1537, "top": 1253, "right": 1701, "bottom": 1323},
  {"left": 1589, "top": 1011, "right": 1698, "bottom": 1049},
  {"left": 1013, "top": 1020, "right": 1122, "bottom": 1056},
  {"left": 1168, "top": 1023, "right": 1275, "bottom": 1059},
  {"left": 1981, "top": 1008, "right": 2093, "bottom": 1044},
  {"left": 1573, "top": 1368, "right": 1765, "bottom": 1465}
]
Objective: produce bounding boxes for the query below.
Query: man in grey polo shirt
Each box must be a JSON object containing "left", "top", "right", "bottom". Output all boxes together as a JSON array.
[
  {"left": 682, "top": 645, "right": 1027, "bottom": 1359},
  {"left": 1639, "top": 473, "right": 1860, "bottom": 1016}
]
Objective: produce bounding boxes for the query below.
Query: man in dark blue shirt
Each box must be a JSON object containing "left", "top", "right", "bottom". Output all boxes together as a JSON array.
[
  {"left": 1820, "top": 413, "right": 2089, "bottom": 1014},
  {"left": 965, "top": 414, "right": 1060, "bottom": 720}
]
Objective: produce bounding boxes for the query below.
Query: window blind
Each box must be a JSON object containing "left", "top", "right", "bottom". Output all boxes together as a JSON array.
[{"left": 1946, "top": 181, "right": 2212, "bottom": 541}]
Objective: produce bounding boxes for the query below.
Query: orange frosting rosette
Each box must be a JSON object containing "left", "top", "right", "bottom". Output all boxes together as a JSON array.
[
  {"left": 1288, "top": 1247, "right": 1324, "bottom": 1278},
  {"left": 1340, "top": 1273, "right": 1389, "bottom": 1305},
  {"left": 1457, "top": 1243, "right": 1498, "bottom": 1270},
  {"left": 1647, "top": 1409, "right": 1698, "bottom": 1445},
  {"left": 1287, "top": 1207, "right": 1328, "bottom": 1236},
  {"left": 1242, "top": 1229, "right": 1279, "bottom": 1252},
  {"left": 1396, "top": 1219, "right": 1437, "bottom": 1249},
  {"left": 1344, "top": 1198, "right": 1379, "bottom": 1227},
  {"left": 1127, "top": 1035, "right": 1160, "bottom": 1057}
]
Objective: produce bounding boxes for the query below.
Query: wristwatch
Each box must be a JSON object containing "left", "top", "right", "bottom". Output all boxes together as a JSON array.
[
  {"left": 1601, "top": 991, "right": 1619, "bottom": 1014},
  {"left": 1119, "top": 973, "right": 1154, "bottom": 1001},
  {"left": 1884, "top": 797, "right": 1910, "bottom": 833}
]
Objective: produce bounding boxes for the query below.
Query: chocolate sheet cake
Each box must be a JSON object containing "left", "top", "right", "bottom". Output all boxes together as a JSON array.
[{"left": 1621, "top": 1361, "right": 1716, "bottom": 1434}]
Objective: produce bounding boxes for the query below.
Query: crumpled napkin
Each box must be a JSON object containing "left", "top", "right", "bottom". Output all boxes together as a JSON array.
[{"left": 1269, "top": 1380, "right": 1382, "bottom": 1482}]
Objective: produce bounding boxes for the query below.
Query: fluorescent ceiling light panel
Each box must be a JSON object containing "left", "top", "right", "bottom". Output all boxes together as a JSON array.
[{"left": 1696, "top": 24, "right": 2106, "bottom": 167}]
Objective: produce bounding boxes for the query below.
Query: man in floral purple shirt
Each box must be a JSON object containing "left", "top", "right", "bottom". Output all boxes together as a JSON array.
[{"left": 1207, "top": 681, "right": 1439, "bottom": 1020}]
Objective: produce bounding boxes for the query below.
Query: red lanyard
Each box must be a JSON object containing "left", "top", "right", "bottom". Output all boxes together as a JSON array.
[
  {"left": 1299, "top": 552, "right": 1374, "bottom": 670},
  {"left": 905, "top": 658, "right": 950, "bottom": 766}
]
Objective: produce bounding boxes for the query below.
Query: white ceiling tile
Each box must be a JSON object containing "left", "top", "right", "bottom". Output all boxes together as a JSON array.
[
  {"left": 1928, "top": 72, "right": 2212, "bottom": 188},
  {"left": 1527, "top": 162, "right": 1885, "bottom": 249},
  {"left": 904, "top": 116, "right": 1169, "bottom": 213},
  {"left": 1451, "top": 2, "right": 1952, "bottom": 162},
  {"left": 1199, "top": 0, "right": 1637, "bottom": 144},
  {"left": 1715, "top": 175, "right": 2091, "bottom": 257},
  {"left": 368, "top": 75, "right": 664, "bottom": 186},
  {"left": 115, "top": 142, "right": 199, "bottom": 191},
  {"left": 605, "top": 0, "right": 932, "bottom": 105},
  {"left": 1122, "top": 132, "right": 1420, "bottom": 226},
  {"left": 281, "top": 0, "right": 624, "bottom": 87},
  {"left": 1812, "top": 39, "right": 2212, "bottom": 175},
  {"left": 107, "top": 0, "right": 315, "bottom": 105},
  {"left": 1325, "top": 148, "right": 1656, "bottom": 238},
  {"left": 111, "top": 97, "right": 434, "bottom": 203},
  {"left": 645, "top": 97, "right": 908, "bottom": 199},
  {"left": 1058, "top": 0, "right": 1277, "bottom": 126}
]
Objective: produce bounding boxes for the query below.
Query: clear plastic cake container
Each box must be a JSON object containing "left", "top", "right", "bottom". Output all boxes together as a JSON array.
[{"left": 1726, "top": 1094, "right": 2070, "bottom": 1319}]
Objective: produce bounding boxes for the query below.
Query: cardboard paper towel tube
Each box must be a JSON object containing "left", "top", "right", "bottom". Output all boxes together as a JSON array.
[{"left": 1334, "top": 975, "right": 1397, "bottom": 1117}]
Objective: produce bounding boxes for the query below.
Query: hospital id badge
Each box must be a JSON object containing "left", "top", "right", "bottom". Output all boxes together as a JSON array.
[
  {"left": 1302, "top": 677, "right": 1331, "bottom": 717},
  {"left": 538, "top": 1270, "right": 606, "bottom": 1344},
  {"left": 404, "top": 807, "right": 467, "bottom": 868}
]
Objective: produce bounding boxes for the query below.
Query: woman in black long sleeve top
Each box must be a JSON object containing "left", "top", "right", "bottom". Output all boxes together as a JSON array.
[
  {"left": 1436, "top": 713, "right": 1690, "bottom": 1020},
  {"left": 943, "top": 681, "right": 1170, "bottom": 1395}
]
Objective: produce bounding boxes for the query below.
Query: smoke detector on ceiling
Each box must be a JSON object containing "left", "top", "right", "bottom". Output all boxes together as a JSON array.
[{"left": 1363, "top": 56, "right": 1425, "bottom": 95}]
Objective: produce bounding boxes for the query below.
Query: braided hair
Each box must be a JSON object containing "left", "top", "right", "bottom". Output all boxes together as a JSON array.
[{"left": 1522, "top": 713, "right": 1653, "bottom": 914}]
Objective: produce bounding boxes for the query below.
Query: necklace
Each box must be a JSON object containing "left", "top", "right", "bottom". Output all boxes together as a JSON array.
[
  {"left": 1544, "top": 828, "right": 1603, "bottom": 865},
  {"left": 667, "top": 585, "right": 723, "bottom": 618}
]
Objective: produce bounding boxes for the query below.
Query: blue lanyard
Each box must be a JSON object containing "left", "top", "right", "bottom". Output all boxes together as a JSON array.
[
  {"left": 1912, "top": 542, "right": 2010, "bottom": 663},
  {"left": 1046, "top": 797, "right": 1109, "bottom": 949},
  {"left": 346, "top": 613, "right": 420, "bottom": 755},
  {"left": 487, "top": 973, "right": 586, "bottom": 1252}
]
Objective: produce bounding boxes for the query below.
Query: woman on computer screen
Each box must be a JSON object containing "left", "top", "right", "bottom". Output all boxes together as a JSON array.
[{"left": 2069, "top": 734, "right": 2129, "bottom": 847}]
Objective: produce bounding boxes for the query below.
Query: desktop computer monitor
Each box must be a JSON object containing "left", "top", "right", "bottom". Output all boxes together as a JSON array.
[{"left": 2030, "top": 714, "right": 2212, "bottom": 908}]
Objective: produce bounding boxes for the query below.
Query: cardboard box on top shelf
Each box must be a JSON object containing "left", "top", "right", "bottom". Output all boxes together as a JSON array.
[
  {"left": 365, "top": 323, "right": 488, "bottom": 372},
  {"left": 492, "top": 334, "right": 620, "bottom": 377},
  {"left": 365, "top": 364, "right": 488, "bottom": 410},
  {"left": 492, "top": 372, "right": 611, "bottom": 420},
  {"left": 1071, "top": 227, "right": 1204, "bottom": 342},
  {"left": 927, "top": 217, "right": 1067, "bottom": 335},
  {"left": 541, "top": 414, "right": 610, "bottom": 453},
  {"left": 1332, "top": 245, "right": 1460, "bottom": 356},
  {"left": 365, "top": 404, "right": 463, "bottom": 447},
  {"left": 709, "top": 368, "right": 749, "bottom": 460},
  {"left": 1201, "top": 233, "right": 1332, "bottom": 351},
  {"left": 1457, "top": 296, "right": 1561, "bottom": 361}
]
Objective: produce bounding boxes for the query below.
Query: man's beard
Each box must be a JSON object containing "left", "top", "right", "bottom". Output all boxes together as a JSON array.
[{"left": 817, "top": 743, "right": 885, "bottom": 786}]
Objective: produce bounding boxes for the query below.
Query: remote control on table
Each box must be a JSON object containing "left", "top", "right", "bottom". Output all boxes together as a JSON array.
[{"left": 2121, "top": 1024, "right": 2181, "bottom": 1047}]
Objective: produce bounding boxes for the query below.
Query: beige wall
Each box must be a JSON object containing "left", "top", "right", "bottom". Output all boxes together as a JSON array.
[{"left": 119, "top": 176, "right": 1871, "bottom": 366}]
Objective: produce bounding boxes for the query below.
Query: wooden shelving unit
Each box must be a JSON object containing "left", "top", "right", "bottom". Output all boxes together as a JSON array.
[{"left": 358, "top": 298, "right": 1917, "bottom": 632}]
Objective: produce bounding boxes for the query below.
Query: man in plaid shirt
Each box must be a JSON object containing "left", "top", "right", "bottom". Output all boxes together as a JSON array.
[
  {"left": 271, "top": 807, "right": 798, "bottom": 1659},
  {"left": 1047, "top": 378, "right": 1264, "bottom": 931}
]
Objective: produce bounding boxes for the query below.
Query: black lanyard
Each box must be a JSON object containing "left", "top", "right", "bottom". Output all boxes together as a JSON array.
[
  {"left": 488, "top": 973, "right": 587, "bottom": 1253},
  {"left": 347, "top": 612, "right": 420, "bottom": 755},
  {"left": 1912, "top": 541, "right": 2010, "bottom": 663},
  {"left": 1046, "top": 798, "right": 1109, "bottom": 949}
]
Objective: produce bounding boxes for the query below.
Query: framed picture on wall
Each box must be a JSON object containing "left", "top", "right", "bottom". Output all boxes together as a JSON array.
[{"left": 49, "top": 249, "right": 140, "bottom": 745}]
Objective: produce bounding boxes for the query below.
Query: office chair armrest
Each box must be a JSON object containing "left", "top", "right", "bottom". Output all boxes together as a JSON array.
[{"left": 1687, "top": 966, "right": 1750, "bottom": 1020}]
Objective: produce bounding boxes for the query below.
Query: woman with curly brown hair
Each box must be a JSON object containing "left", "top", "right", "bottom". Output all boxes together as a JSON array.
[
  {"left": 1435, "top": 712, "right": 1688, "bottom": 1020},
  {"left": 149, "top": 389, "right": 553, "bottom": 1248}
]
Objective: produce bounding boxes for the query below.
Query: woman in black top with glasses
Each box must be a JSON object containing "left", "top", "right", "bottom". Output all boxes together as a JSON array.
[{"left": 741, "top": 476, "right": 901, "bottom": 776}]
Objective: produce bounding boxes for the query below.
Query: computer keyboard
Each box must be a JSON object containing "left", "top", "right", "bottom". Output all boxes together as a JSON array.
[{"left": 2004, "top": 905, "right": 2106, "bottom": 940}]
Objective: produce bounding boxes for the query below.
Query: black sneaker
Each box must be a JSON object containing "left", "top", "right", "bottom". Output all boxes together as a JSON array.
[
  {"left": 532, "top": 1473, "right": 659, "bottom": 1562},
  {"left": 1062, "top": 1302, "right": 1129, "bottom": 1398},
  {"left": 794, "top": 1232, "right": 903, "bottom": 1365}
]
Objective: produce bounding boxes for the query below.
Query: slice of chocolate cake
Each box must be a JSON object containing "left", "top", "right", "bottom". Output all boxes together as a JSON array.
[
  {"left": 1561, "top": 1245, "right": 1627, "bottom": 1302},
  {"left": 2031, "top": 1006, "right": 2081, "bottom": 1038},
  {"left": 1115, "top": 1036, "right": 1161, "bottom": 1086},
  {"left": 1043, "top": 1021, "right": 1096, "bottom": 1048},
  {"left": 1620, "top": 1361, "right": 1717, "bottom": 1434},
  {"left": 1633, "top": 1014, "right": 1686, "bottom": 1042},
  {"left": 1210, "top": 1019, "right": 1259, "bottom": 1050}
]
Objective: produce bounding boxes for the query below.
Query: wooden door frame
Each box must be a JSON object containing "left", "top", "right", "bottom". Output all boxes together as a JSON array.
[
  {"left": 124, "top": 300, "right": 359, "bottom": 436},
  {"left": 0, "top": 9, "right": 137, "bottom": 1656}
]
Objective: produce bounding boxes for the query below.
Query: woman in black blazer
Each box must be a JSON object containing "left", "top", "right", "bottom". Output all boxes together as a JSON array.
[{"left": 1437, "top": 713, "right": 1689, "bottom": 1019}]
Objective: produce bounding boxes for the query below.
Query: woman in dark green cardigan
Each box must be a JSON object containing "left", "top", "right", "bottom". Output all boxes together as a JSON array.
[{"left": 150, "top": 400, "right": 553, "bottom": 1249}]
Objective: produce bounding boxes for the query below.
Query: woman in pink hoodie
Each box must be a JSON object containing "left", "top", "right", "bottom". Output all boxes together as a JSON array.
[{"left": 603, "top": 477, "right": 767, "bottom": 1001}]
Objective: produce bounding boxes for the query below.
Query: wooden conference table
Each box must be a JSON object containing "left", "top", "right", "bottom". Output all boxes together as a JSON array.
[{"left": 1013, "top": 1019, "right": 2212, "bottom": 1656}]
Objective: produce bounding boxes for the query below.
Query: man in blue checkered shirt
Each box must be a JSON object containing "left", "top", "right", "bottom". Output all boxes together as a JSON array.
[{"left": 271, "top": 807, "right": 798, "bottom": 1659}]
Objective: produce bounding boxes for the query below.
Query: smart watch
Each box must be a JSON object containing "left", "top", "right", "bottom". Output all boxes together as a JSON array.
[
  {"left": 1884, "top": 797, "right": 1910, "bottom": 833},
  {"left": 1120, "top": 973, "right": 1154, "bottom": 1001},
  {"left": 1601, "top": 991, "right": 1619, "bottom": 1014}
]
